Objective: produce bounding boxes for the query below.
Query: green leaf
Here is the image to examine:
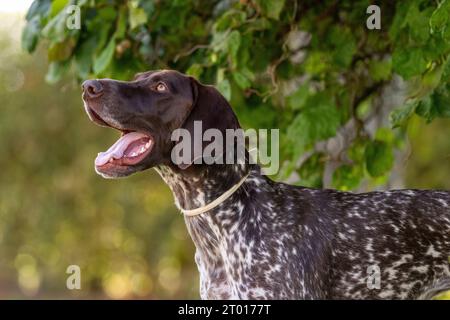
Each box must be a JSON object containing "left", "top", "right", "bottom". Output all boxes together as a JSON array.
[
  {"left": 232, "top": 72, "right": 251, "bottom": 89},
  {"left": 247, "top": 18, "right": 271, "bottom": 32},
  {"left": 22, "top": 16, "right": 41, "bottom": 53},
  {"left": 415, "top": 85, "right": 450, "bottom": 122},
  {"left": 25, "top": 0, "right": 51, "bottom": 21},
  {"left": 214, "top": 10, "right": 246, "bottom": 31},
  {"left": 369, "top": 59, "right": 392, "bottom": 82},
  {"left": 333, "top": 139, "right": 367, "bottom": 190},
  {"left": 392, "top": 47, "right": 428, "bottom": 79},
  {"left": 93, "top": 25, "right": 112, "bottom": 57},
  {"left": 375, "top": 127, "right": 395, "bottom": 145},
  {"left": 415, "top": 95, "right": 438, "bottom": 122},
  {"left": 328, "top": 27, "right": 357, "bottom": 68},
  {"left": 297, "top": 153, "right": 325, "bottom": 188},
  {"left": 49, "top": 0, "right": 68, "bottom": 17},
  {"left": 129, "top": 2, "right": 148, "bottom": 29},
  {"left": 304, "top": 51, "right": 329, "bottom": 75},
  {"left": 389, "top": 2, "right": 411, "bottom": 41},
  {"left": 186, "top": 64, "right": 203, "bottom": 79},
  {"left": 41, "top": 11, "right": 67, "bottom": 42},
  {"left": 75, "top": 36, "right": 98, "bottom": 78},
  {"left": 441, "top": 57, "right": 450, "bottom": 83},
  {"left": 256, "top": 0, "right": 285, "bottom": 20},
  {"left": 98, "top": 7, "right": 117, "bottom": 22},
  {"left": 422, "top": 64, "right": 444, "bottom": 91},
  {"left": 286, "top": 85, "right": 309, "bottom": 110},
  {"left": 240, "top": 67, "right": 255, "bottom": 82},
  {"left": 332, "top": 164, "right": 363, "bottom": 191},
  {"left": 216, "top": 68, "right": 225, "bottom": 83},
  {"left": 226, "top": 30, "right": 241, "bottom": 63},
  {"left": 211, "top": 31, "right": 230, "bottom": 52},
  {"left": 405, "top": 4, "right": 431, "bottom": 44},
  {"left": 364, "top": 140, "right": 394, "bottom": 177},
  {"left": 433, "top": 86, "right": 450, "bottom": 117},
  {"left": 93, "top": 38, "right": 116, "bottom": 75},
  {"left": 421, "top": 35, "right": 450, "bottom": 62},
  {"left": 217, "top": 79, "right": 231, "bottom": 101},
  {"left": 48, "top": 38, "right": 76, "bottom": 61},
  {"left": 237, "top": 103, "right": 277, "bottom": 129},
  {"left": 116, "top": 7, "right": 128, "bottom": 39},
  {"left": 390, "top": 102, "right": 417, "bottom": 128},
  {"left": 430, "top": 0, "right": 450, "bottom": 34},
  {"left": 287, "top": 94, "right": 340, "bottom": 154},
  {"left": 45, "top": 61, "right": 69, "bottom": 84}
]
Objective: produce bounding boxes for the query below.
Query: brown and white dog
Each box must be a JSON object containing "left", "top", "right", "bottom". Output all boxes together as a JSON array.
[{"left": 82, "top": 70, "right": 450, "bottom": 299}]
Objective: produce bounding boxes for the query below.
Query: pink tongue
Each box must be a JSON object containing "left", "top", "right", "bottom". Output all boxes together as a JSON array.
[{"left": 95, "top": 132, "right": 149, "bottom": 166}]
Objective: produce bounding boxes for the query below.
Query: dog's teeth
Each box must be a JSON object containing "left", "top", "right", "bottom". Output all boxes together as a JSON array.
[
  {"left": 145, "top": 142, "right": 151, "bottom": 148},
  {"left": 140, "top": 147, "right": 145, "bottom": 153},
  {"left": 131, "top": 152, "right": 137, "bottom": 157}
]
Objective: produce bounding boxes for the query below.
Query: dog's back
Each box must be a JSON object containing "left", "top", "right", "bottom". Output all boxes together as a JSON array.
[{"left": 285, "top": 186, "right": 450, "bottom": 299}]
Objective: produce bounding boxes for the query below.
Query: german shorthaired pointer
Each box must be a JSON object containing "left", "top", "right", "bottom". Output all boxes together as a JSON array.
[{"left": 82, "top": 70, "right": 450, "bottom": 299}]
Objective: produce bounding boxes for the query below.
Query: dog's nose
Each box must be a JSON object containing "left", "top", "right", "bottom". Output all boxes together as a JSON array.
[{"left": 82, "top": 80, "right": 104, "bottom": 99}]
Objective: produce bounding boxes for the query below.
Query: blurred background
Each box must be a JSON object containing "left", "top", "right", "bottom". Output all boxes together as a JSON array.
[
  {"left": 0, "top": 1, "right": 449, "bottom": 299},
  {"left": 0, "top": 3, "right": 197, "bottom": 299}
]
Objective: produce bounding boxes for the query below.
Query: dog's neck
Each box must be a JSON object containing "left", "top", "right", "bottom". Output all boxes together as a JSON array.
[{"left": 155, "top": 162, "right": 255, "bottom": 210}]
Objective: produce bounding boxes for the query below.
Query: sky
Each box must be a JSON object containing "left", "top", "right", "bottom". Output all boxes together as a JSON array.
[{"left": 0, "top": 0, "right": 33, "bottom": 13}]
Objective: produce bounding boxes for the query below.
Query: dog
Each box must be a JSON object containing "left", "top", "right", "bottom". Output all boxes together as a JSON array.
[{"left": 82, "top": 70, "right": 450, "bottom": 299}]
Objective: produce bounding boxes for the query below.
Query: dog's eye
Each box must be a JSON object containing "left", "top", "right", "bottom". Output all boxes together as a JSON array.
[{"left": 155, "top": 83, "right": 167, "bottom": 92}]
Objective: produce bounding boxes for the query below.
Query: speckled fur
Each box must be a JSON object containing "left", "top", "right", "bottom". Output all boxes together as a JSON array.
[{"left": 156, "top": 163, "right": 450, "bottom": 299}]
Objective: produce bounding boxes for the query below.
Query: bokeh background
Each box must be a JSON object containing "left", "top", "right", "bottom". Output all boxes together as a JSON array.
[
  {"left": 0, "top": 1, "right": 449, "bottom": 299},
  {"left": 0, "top": 4, "right": 197, "bottom": 299}
]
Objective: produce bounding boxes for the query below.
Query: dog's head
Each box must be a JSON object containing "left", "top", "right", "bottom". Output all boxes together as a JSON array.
[{"left": 82, "top": 70, "right": 240, "bottom": 178}]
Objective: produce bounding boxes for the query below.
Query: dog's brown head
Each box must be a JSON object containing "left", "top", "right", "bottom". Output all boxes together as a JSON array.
[{"left": 82, "top": 70, "right": 240, "bottom": 178}]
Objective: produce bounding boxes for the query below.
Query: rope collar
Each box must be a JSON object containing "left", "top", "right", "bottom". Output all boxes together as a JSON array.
[{"left": 181, "top": 172, "right": 250, "bottom": 217}]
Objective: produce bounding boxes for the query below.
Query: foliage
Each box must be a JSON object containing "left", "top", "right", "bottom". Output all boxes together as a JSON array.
[{"left": 22, "top": 0, "right": 450, "bottom": 188}]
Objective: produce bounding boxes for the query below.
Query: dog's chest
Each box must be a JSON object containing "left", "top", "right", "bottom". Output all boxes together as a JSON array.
[
  {"left": 194, "top": 245, "right": 278, "bottom": 300},
  {"left": 195, "top": 250, "right": 238, "bottom": 299},
  {"left": 188, "top": 207, "right": 284, "bottom": 299},
  {"left": 188, "top": 210, "right": 312, "bottom": 299}
]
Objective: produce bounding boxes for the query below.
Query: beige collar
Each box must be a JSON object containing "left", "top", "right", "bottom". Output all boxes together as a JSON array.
[{"left": 181, "top": 172, "right": 250, "bottom": 217}]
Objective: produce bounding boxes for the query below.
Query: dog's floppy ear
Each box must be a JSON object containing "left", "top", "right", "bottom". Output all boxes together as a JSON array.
[{"left": 173, "top": 77, "right": 241, "bottom": 169}]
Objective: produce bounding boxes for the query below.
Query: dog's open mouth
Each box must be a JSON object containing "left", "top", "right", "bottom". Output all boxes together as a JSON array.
[
  {"left": 95, "top": 131, "right": 153, "bottom": 167},
  {"left": 86, "top": 106, "right": 153, "bottom": 168}
]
